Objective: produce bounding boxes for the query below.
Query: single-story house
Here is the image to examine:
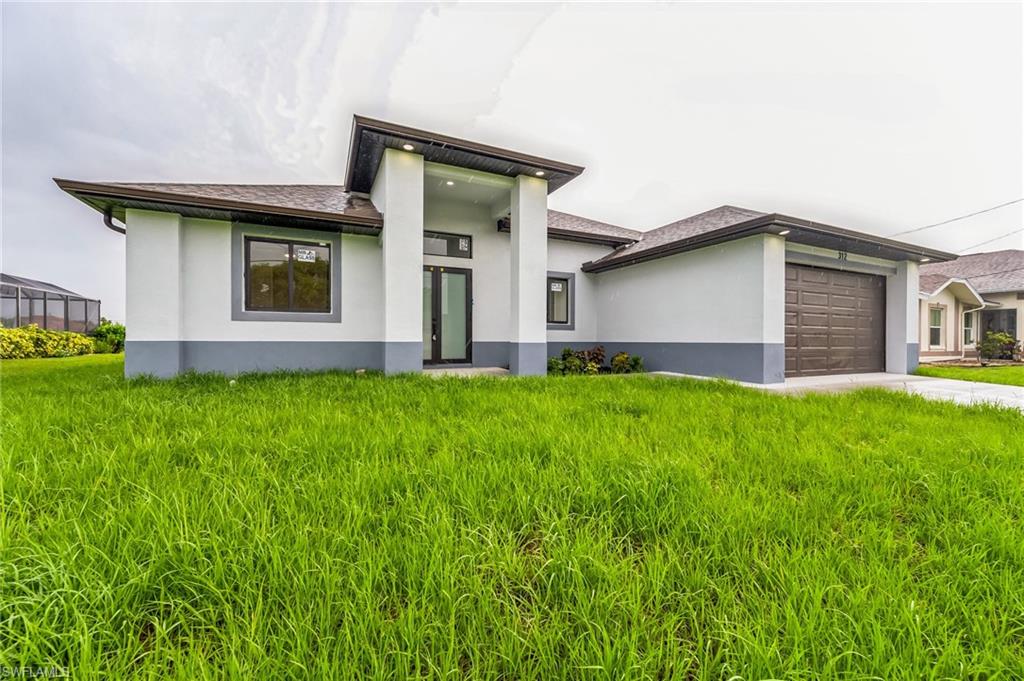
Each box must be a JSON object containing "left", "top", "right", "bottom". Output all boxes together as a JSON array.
[
  {"left": 918, "top": 249, "right": 1024, "bottom": 360},
  {"left": 55, "top": 115, "right": 954, "bottom": 382}
]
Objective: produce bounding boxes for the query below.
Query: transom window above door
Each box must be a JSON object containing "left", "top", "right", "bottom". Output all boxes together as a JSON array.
[{"left": 424, "top": 231, "right": 472, "bottom": 258}]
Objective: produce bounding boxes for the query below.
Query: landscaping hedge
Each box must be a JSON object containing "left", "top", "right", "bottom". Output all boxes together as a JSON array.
[{"left": 0, "top": 324, "right": 95, "bottom": 359}]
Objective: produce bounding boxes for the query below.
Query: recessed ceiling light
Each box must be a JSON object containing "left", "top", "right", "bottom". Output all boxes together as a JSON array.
[
  {"left": 402, "top": 143, "right": 414, "bottom": 151},
  {"left": 778, "top": 229, "right": 791, "bottom": 236},
  {"left": 921, "top": 257, "right": 931, "bottom": 262},
  {"left": 446, "top": 180, "right": 454, "bottom": 186},
  {"left": 535, "top": 171, "right": 545, "bottom": 177}
]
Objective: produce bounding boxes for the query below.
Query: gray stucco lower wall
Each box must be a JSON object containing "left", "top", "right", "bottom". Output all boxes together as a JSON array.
[
  {"left": 125, "top": 340, "right": 383, "bottom": 377},
  {"left": 383, "top": 341, "right": 423, "bottom": 374},
  {"left": 548, "top": 341, "right": 786, "bottom": 384},
  {"left": 125, "top": 341, "right": 182, "bottom": 379},
  {"left": 510, "top": 342, "right": 547, "bottom": 376},
  {"left": 472, "top": 341, "right": 510, "bottom": 368},
  {"left": 907, "top": 343, "right": 919, "bottom": 373}
]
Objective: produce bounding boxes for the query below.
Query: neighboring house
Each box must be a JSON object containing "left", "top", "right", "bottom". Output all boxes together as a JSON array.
[
  {"left": 918, "top": 250, "right": 1024, "bottom": 360},
  {"left": 55, "top": 115, "right": 952, "bottom": 382},
  {"left": 1, "top": 273, "right": 101, "bottom": 333}
]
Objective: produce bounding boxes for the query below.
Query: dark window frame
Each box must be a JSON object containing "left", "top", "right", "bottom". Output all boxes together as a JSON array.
[
  {"left": 231, "top": 224, "right": 342, "bottom": 323},
  {"left": 424, "top": 231, "right": 473, "bottom": 259},
  {"left": 243, "top": 235, "right": 331, "bottom": 314},
  {"left": 546, "top": 271, "right": 575, "bottom": 330}
]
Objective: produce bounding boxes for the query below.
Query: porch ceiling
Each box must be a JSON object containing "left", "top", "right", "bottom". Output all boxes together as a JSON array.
[{"left": 345, "top": 115, "right": 584, "bottom": 194}]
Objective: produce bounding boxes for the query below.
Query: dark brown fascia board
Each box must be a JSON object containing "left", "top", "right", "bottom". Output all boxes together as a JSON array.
[
  {"left": 548, "top": 229, "right": 636, "bottom": 247},
  {"left": 770, "top": 214, "right": 957, "bottom": 263},
  {"left": 345, "top": 115, "right": 585, "bottom": 190},
  {"left": 53, "top": 178, "right": 384, "bottom": 230},
  {"left": 581, "top": 214, "right": 957, "bottom": 273},
  {"left": 494, "top": 216, "right": 638, "bottom": 247}
]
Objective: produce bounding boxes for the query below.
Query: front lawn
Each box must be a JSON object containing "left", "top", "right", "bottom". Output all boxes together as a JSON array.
[
  {"left": 2, "top": 356, "right": 1022, "bottom": 678},
  {"left": 916, "top": 363, "right": 1024, "bottom": 387}
]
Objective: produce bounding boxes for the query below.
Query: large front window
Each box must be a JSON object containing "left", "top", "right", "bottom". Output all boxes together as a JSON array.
[
  {"left": 929, "top": 308, "right": 943, "bottom": 347},
  {"left": 245, "top": 237, "right": 330, "bottom": 313}
]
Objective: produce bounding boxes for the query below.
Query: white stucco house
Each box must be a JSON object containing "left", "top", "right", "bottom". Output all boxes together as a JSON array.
[
  {"left": 917, "top": 250, "right": 1023, "bottom": 360},
  {"left": 56, "top": 116, "right": 953, "bottom": 382}
]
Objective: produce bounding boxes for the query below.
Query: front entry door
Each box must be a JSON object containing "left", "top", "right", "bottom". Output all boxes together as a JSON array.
[{"left": 423, "top": 266, "right": 472, "bottom": 364}]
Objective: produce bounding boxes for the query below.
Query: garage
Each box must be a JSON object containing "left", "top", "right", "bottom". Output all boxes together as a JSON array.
[{"left": 785, "top": 264, "right": 886, "bottom": 377}]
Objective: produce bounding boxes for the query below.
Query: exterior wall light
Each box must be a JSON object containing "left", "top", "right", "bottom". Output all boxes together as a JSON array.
[
  {"left": 535, "top": 171, "right": 545, "bottom": 176},
  {"left": 920, "top": 257, "right": 931, "bottom": 262},
  {"left": 402, "top": 143, "right": 415, "bottom": 151},
  {"left": 446, "top": 181, "right": 454, "bottom": 186},
  {"left": 778, "top": 229, "right": 791, "bottom": 236}
]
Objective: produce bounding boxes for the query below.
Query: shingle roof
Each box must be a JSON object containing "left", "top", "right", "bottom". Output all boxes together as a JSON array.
[
  {"left": 919, "top": 249, "right": 1024, "bottom": 294},
  {"left": 66, "top": 181, "right": 383, "bottom": 224},
  {"left": 586, "top": 205, "right": 768, "bottom": 268},
  {"left": 58, "top": 179, "right": 640, "bottom": 246},
  {"left": 919, "top": 273, "right": 953, "bottom": 296},
  {"left": 545, "top": 210, "right": 642, "bottom": 244},
  {"left": 1, "top": 273, "right": 97, "bottom": 299}
]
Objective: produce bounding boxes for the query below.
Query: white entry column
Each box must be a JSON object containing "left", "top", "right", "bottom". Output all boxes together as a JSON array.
[
  {"left": 886, "top": 259, "right": 920, "bottom": 374},
  {"left": 371, "top": 148, "right": 425, "bottom": 373},
  {"left": 509, "top": 174, "right": 548, "bottom": 375}
]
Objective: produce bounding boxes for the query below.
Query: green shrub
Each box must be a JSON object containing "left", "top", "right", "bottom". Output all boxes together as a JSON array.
[
  {"left": 610, "top": 351, "right": 645, "bottom": 374},
  {"left": 978, "top": 331, "right": 1019, "bottom": 364},
  {"left": 550, "top": 346, "right": 644, "bottom": 375},
  {"left": 91, "top": 318, "right": 126, "bottom": 353},
  {"left": 628, "top": 354, "right": 644, "bottom": 373},
  {"left": 547, "top": 356, "right": 565, "bottom": 375},
  {"left": 0, "top": 324, "right": 94, "bottom": 359}
]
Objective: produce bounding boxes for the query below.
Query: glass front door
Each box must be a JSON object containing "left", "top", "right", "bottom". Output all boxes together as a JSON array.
[{"left": 423, "top": 266, "right": 472, "bottom": 364}]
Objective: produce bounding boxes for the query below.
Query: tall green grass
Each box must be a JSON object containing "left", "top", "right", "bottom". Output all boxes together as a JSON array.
[
  {"left": 916, "top": 363, "right": 1024, "bottom": 387},
  {"left": 2, "top": 355, "right": 1022, "bottom": 679}
]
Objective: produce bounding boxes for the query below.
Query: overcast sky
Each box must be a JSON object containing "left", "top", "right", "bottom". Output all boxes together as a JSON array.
[{"left": 2, "top": 1, "right": 1022, "bottom": 322}]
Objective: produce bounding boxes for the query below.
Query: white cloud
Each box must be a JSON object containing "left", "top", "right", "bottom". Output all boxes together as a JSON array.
[{"left": 2, "top": 1, "right": 1021, "bottom": 321}]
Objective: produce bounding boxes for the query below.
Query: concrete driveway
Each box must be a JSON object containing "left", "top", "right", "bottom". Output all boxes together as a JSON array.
[{"left": 653, "top": 371, "right": 1024, "bottom": 412}]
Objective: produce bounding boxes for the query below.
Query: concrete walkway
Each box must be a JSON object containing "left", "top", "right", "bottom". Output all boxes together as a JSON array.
[
  {"left": 423, "top": 366, "right": 509, "bottom": 378},
  {"left": 652, "top": 371, "right": 1024, "bottom": 412}
]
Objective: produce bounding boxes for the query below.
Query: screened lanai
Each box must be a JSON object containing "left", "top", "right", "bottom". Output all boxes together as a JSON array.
[{"left": 1, "top": 273, "right": 101, "bottom": 333}]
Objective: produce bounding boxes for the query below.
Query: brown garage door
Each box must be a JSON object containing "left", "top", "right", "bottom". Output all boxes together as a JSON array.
[{"left": 785, "top": 264, "right": 885, "bottom": 377}]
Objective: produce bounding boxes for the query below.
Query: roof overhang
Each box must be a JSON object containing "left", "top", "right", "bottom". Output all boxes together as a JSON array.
[
  {"left": 53, "top": 179, "right": 383, "bottom": 236},
  {"left": 494, "top": 216, "right": 637, "bottom": 247},
  {"left": 919, "top": 277, "right": 986, "bottom": 308},
  {"left": 344, "top": 115, "right": 584, "bottom": 195},
  {"left": 582, "top": 213, "right": 956, "bottom": 273}
]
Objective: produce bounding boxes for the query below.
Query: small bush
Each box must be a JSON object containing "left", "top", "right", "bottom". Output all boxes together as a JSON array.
[
  {"left": 978, "top": 331, "right": 1020, "bottom": 364},
  {"left": 611, "top": 351, "right": 645, "bottom": 374},
  {"left": 547, "top": 356, "right": 565, "bottom": 375},
  {"left": 550, "top": 346, "right": 644, "bottom": 375},
  {"left": 91, "top": 318, "right": 126, "bottom": 353},
  {"left": 0, "top": 324, "right": 94, "bottom": 359}
]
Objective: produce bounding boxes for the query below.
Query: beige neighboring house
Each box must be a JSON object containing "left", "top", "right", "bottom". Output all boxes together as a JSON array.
[{"left": 918, "top": 249, "right": 1024, "bottom": 361}]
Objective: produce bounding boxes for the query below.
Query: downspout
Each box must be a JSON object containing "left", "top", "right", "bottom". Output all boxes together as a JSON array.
[{"left": 104, "top": 206, "right": 126, "bottom": 235}]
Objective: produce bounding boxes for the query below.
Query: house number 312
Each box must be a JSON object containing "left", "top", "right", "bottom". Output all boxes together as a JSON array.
[{"left": 836, "top": 251, "right": 848, "bottom": 261}]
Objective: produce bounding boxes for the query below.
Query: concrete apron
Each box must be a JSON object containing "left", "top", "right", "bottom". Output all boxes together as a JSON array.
[{"left": 651, "top": 371, "right": 1024, "bottom": 413}]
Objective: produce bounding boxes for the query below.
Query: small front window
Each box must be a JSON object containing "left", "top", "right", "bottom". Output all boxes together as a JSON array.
[
  {"left": 929, "top": 308, "right": 943, "bottom": 347},
  {"left": 963, "top": 312, "right": 974, "bottom": 346},
  {"left": 547, "top": 277, "right": 570, "bottom": 325},
  {"left": 245, "top": 237, "right": 330, "bottom": 313}
]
